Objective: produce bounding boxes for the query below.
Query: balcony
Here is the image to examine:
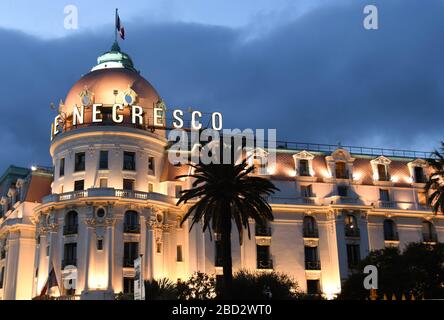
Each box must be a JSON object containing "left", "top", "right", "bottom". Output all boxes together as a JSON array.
[
  {"left": 345, "top": 225, "right": 360, "bottom": 238},
  {"left": 123, "top": 223, "right": 140, "bottom": 234},
  {"left": 305, "top": 261, "right": 321, "bottom": 270},
  {"left": 62, "top": 259, "right": 77, "bottom": 268},
  {"left": 257, "top": 259, "right": 273, "bottom": 270},
  {"left": 423, "top": 233, "right": 438, "bottom": 243},
  {"left": 303, "top": 227, "right": 319, "bottom": 238},
  {"left": 267, "top": 196, "right": 316, "bottom": 205},
  {"left": 42, "top": 188, "right": 175, "bottom": 205},
  {"left": 63, "top": 224, "right": 78, "bottom": 236},
  {"left": 255, "top": 226, "right": 272, "bottom": 237}
]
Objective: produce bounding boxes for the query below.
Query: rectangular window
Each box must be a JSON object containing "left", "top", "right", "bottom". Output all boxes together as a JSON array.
[
  {"left": 148, "top": 183, "right": 154, "bottom": 193},
  {"left": 335, "top": 162, "right": 347, "bottom": 179},
  {"left": 256, "top": 245, "right": 272, "bottom": 269},
  {"left": 299, "top": 159, "right": 310, "bottom": 176},
  {"left": 99, "top": 178, "right": 108, "bottom": 188},
  {"left": 123, "top": 277, "right": 134, "bottom": 295},
  {"left": 123, "top": 179, "right": 135, "bottom": 191},
  {"left": 175, "top": 185, "right": 182, "bottom": 198},
  {"left": 97, "top": 239, "right": 103, "bottom": 251},
  {"left": 156, "top": 242, "right": 162, "bottom": 254},
  {"left": 338, "top": 186, "right": 348, "bottom": 197},
  {"left": 414, "top": 166, "right": 425, "bottom": 183},
  {"left": 148, "top": 157, "right": 155, "bottom": 175},
  {"left": 301, "top": 185, "right": 313, "bottom": 198},
  {"left": 60, "top": 185, "right": 64, "bottom": 193},
  {"left": 418, "top": 191, "right": 427, "bottom": 205},
  {"left": 379, "top": 189, "right": 390, "bottom": 202},
  {"left": 377, "top": 164, "right": 388, "bottom": 181},
  {"left": 177, "top": 245, "right": 183, "bottom": 262},
  {"left": 63, "top": 243, "right": 77, "bottom": 267},
  {"left": 59, "top": 158, "right": 65, "bottom": 177},
  {"left": 46, "top": 245, "right": 50, "bottom": 257},
  {"left": 74, "top": 152, "right": 85, "bottom": 172},
  {"left": 307, "top": 280, "right": 321, "bottom": 295},
  {"left": 123, "top": 151, "right": 136, "bottom": 171},
  {"left": 99, "top": 151, "right": 109, "bottom": 170},
  {"left": 74, "top": 180, "right": 84, "bottom": 191},
  {"left": 346, "top": 244, "right": 361, "bottom": 269},
  {"left": 123, "top": 242, "right": 139, "bottom": 267}
]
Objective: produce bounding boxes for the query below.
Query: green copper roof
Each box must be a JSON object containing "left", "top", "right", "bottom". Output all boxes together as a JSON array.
[{"left": 93, "top": 41, "right": 137, "bottom": 72}]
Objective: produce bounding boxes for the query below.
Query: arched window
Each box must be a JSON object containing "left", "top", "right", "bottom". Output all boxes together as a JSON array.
[
  {"left": 124, "top": 211, "right": 140, "bottom": 234},
  {"left": 422, "top": 221, "right": 437, "bottom": 243},
  {"left": 345, "top": 214, "right": 360, "bottom": 238},
  {"left": 383, "top": 219, "right": 398, "bottom": 241},
  {"left": 303, "top": 216, "right": 318, "bottom": 238},
  {"left": 64, "top": 211, "right": 78, "bottom": 235}
]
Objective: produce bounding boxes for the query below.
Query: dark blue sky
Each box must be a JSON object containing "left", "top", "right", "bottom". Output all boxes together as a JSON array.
[{"left": 1, "top": 0, "right": 444, "bottom": 172}]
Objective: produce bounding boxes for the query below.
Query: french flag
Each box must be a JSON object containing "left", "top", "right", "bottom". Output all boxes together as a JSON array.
[{"left": 116, "top": 11, "right": 125, "bottom": 40}]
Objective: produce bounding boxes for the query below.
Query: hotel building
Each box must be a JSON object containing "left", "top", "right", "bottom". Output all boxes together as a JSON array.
[{"left": 0, "top": 43, "right": 441, "bottom": 300}]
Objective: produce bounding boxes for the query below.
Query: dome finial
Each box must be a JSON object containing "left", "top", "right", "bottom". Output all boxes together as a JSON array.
[{"left": 111, "top": 41, "right": 121, "bottom": 52}]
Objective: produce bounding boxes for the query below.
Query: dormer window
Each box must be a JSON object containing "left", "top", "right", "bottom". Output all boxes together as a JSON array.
[
  {"left": 247, "top": 148, "right": 269, "bottom": 175},
  {"left": 377, "top": 164, "right": 389, "bottom": 181},
  {"left": 408, "top": 159, "right": 428, "bottom": 184},
  {"left": 335, "top": 162, "right": 348, "bottom": 179},
  {"left": 371, "top": 156, "right": 392, "bottom": 183},
  {"left": 293, "top": 151, "right": 315, "bottom": 178}
]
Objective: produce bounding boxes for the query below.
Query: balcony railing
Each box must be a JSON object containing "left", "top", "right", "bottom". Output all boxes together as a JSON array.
[
  {"left": 257, "top": 259, "right": 273, "bottom": 270},
  {"left": 43, "top": 188, "right": 174, "bottom": 205},
  {"left": 303, "top": 227, "right": 319, "bottom": 238},
  {"left": 423, "top": 233, "right": 438, "bottom": 243},
  {"left": 255, "top": 226, "right": 272, "bottom": 237},
  {"left": 345, "top": 225, "right": 360, "bottom": 238},
  {"left": 63, "top": 224, "right": 78, "bottom": 236},
  {"left": 62, "top": 259, "right": 77, "bottom": 268},
  {"left": 305, "top": 261, "right": 321, "bottom": 270},
  {"left": 123, "top": 223, "right": 141, "bottom": 234}
]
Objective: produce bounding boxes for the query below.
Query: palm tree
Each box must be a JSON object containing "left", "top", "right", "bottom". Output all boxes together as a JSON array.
[
  {"left": 176, "top": 158, "right": 278, "bottom": 299},
  {"left": 426, "top": 141, "right": 444, "bottom": 214}
]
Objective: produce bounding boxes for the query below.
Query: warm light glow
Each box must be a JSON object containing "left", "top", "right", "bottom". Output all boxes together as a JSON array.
[
  {"left": 89, "top": 273, "right": 107, "bottom": 290},
  {"left": 31, "top": 165, "right": 37, "bottom": 171},
  {"left": 322, "top": 283, "right": 341, "bottom": 300},
  {"left": 373, "top": 173, "right": 378, "bottom": 181},
  {"left": 353, "top": 172, "right": 362, "bottom": 181},
  {"left": 406, "top": 177, "right": 413, "bottom": 184},
  {"left": 391, "top": 175, "right": 399, "bottom": 183},
  {"left": 287, "top": 170, "right": 296, "bottom": 177},
  {"left": 267, "top": 166, "right": 276, "bottom": 175},
  {"left": 321, "top": 169, "right": 332, "bottom": 178}
]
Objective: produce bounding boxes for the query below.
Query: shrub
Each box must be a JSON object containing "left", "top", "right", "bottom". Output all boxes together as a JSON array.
[
  {"left": 177, "top": 272, "right": 217, "bottom": 300},
  {"left": 144, "top": 278, "right": 177, "bottom": 300}
]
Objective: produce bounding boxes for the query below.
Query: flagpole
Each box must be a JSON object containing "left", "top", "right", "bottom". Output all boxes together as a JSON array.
[{"left": 115, "top": 8, "right": 118, "bottom": 43}]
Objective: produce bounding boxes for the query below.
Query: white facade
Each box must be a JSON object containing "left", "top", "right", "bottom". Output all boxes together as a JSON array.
[{"left": 0, "top": 44, "right": 442, "bottom": 300}]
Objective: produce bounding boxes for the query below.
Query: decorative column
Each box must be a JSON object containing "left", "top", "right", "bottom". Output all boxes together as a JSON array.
[
  {"left": 83, "top": 219, "right": 95, "bottom": 292},
  {"left": 162, "top": 224, "right": 171, "bottom": 279},
  {"left": 105, "top": 218, "right": 116, "bottom": 291},
  {"left": 145, "top": 218, "right": 155, "bottom": 280}
]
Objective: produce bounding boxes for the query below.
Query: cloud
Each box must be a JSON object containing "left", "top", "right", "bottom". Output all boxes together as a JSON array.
[{"left": 0, "top": 0, "right": 443, "bottom": 173}]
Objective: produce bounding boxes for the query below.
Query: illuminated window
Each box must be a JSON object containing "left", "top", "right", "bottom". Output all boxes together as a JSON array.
[
  {"left": 74, "top": 152, "right": 85, "bottom": 172},
  {"left": 377, "top": 164, "right": 389, "bottom": 181},
  {"left": 177, "top": 245, "right": 183, "bottom": 262},
  {"left": 99, "top": 178, "right": 108, "bottom": 188},
  {"left": 148, "top": 183, "right": 154, "bottom": 193},
  {"left": 335, "top": 162, "right": 347, "bottom": 179},
  {"left": 299, "top": 160, "right": 310, "bottom": 176}
]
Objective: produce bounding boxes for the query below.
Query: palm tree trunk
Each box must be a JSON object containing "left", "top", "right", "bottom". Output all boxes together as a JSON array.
[{"left": 221, "top": 202, "right": 233, "bottom": 299}]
